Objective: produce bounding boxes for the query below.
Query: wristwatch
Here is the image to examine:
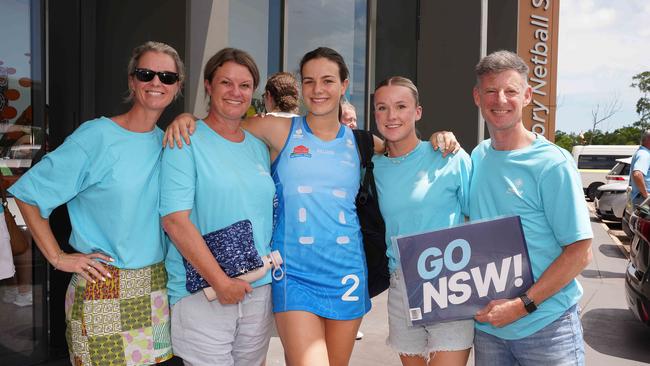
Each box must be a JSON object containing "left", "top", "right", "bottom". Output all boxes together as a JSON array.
[{"left": 519, "top": 293, "right": 537, "bottom": 314}]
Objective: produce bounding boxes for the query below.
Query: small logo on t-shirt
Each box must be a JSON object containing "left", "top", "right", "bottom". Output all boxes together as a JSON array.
[
  {"left": 290, "top": 145, "right": 312, "bottom": 158},
  {"left": 506, "top": 178, "right": 524, "bottom": 196},
  {"left": 293, "top": 128, "right": 304, "bottom": 139}
]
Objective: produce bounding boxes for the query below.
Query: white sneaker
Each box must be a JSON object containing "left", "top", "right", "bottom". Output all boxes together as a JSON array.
[
  {"left": 13, "top": 291, "right": 32, "bottom": 307},
  {"left": 2, "top": 286, "right": 18, "bottom": 303},
  {"left": 356, "top": 331, "right": 364, "bottom": 340}
]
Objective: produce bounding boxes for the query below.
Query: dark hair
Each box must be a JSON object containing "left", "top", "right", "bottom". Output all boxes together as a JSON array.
[
  {"left": 203, "top": 48, "right": 260, "bottom": 96},
  {"left": 475, "top": 50, "right": 529, "bottom": 86},
  {"left": 299, "top": 47, "right": 349, "bottom": 83},
  {"left": 300, "top": 47, "right": 349, "bottom": 119},
  {"left": 265, "top": 72, "right": 299, "bottom": 113},
  {"left": 126, "top": 41, "right": 185, "bottom": 102}
]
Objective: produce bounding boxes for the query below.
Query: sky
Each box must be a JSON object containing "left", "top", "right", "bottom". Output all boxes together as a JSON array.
[{"left": 556, "top": 0, "right": 650, "bottom": 133}]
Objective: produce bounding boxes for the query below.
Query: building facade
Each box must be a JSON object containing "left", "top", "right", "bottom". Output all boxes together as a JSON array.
[{"left": 0, "top": 1, "right": 558, "bottom": 364}]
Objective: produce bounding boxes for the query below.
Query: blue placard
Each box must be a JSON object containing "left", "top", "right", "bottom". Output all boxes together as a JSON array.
[{"left": 394, "top": 216, "right": 534, "bottom": 326}]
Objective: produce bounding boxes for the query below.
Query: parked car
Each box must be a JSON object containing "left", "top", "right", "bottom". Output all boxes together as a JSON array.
[
  {"left": 626, "top": 204, "right": 650, "bottom": 326},
  {"left": 572, "top": 145, "right": 637, "bottom": 201},
  {"left": 594, "top": 182, "right": 628, "bottom": 221},
  {"left": 605, "top": 157, "right": 631, "bottom": 184}
]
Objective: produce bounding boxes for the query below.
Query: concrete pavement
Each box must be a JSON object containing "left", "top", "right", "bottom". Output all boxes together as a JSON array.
[{"left": 265, "top": 207, "right": 650, "bottom": 365}]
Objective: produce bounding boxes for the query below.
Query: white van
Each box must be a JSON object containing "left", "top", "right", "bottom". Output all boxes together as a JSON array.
[{"left": 572, "top": 145, "right": 639, "bottom": 201}]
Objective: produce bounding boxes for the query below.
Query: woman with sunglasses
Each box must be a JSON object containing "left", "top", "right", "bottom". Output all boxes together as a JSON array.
[{"left": 9, "top": 41, "right": 183, "bottom": 366}]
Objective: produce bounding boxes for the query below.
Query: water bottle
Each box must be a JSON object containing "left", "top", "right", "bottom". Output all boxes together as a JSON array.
[{"left": 203, "top": 250, "right": 284, "bottom": 301}]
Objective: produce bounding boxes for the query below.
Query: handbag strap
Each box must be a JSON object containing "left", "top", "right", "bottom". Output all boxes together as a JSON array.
[{"left": 352, "top": 130, "right": 379, "bottom": 201}]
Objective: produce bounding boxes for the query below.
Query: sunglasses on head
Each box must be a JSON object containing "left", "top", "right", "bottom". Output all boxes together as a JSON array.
[{"left": 132, "top": 68, "right": 179, "bottom": 85}]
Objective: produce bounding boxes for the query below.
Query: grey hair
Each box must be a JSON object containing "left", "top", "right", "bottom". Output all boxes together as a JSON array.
[
  {"left": 341, "top": 100, "right": 356, "bottom": 112},
  {"left": 475, "top": 50, "right": 529, "bottom": 86},
  {"left": 125, "top": 41, "right": 185, "bottom": 102}
]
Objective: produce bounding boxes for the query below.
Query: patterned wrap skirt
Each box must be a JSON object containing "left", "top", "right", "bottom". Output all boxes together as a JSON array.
[{"left": 64, "top": 261, "right": 172, "bottom": 366}]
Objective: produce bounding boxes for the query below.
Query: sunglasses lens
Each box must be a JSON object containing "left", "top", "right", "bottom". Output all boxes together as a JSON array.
[
  {"left": 158, "top": 72, "right": 179, "bottom": 85},
  {"left": 134, "top": 68, "right": 178, "bottom": 85},
  {"left": 134, "top": 69, "right": 155, "bottom": 82}
]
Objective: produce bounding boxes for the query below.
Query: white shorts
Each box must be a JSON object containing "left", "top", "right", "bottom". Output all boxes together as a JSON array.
[
  {"left": 171, "top": 284, "right": 273, "bottom": 366},
  {"left": 386, "top": 271, "right": 474, "bottom": 357}
]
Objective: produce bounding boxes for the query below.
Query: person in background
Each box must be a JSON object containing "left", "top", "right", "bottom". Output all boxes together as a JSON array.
[
  {"left": 160, "top": 47, "right": 276, "bottom": 366},
  {"left": 9, "top": 41, "right": 183, "bottom": 365},
  {"left": 372, "top": 76, "right": 473, "bottom": 366},
  {"left": 469, "top": 50, "right": 592, "bottom": 366},
  {"left": 0, "top": 199, "right": 15, "bottom": 282},
  {"left": 264, "top": 71, "right": 300, "bottom": 118},
  {"left": 340, "top": 100, "right": 358, "bottom": 129},
  {"left": 629, "top": 131, "right": 650, "bottom": 205}
]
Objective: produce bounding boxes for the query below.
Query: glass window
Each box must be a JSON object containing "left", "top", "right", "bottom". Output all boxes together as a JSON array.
[
  {"left": 285, "top": 0, "right": 367, "bottom": 127},
  {"left": 578, "top": 155, "right": 631, "bottom": 170},
  {"left": 188, "top": 1, "right": 282, "bottom": 115},
  {"left": 0, "top": 1, "right": 46, "bottom": 365},
  {"left": 228, "top": 1, "right": 271, "bottom": 113}
]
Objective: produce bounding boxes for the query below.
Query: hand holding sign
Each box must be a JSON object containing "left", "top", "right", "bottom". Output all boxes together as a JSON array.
[
  {"left": 394, "top": 216, "right": 533, "bottom": 326},
  {"left": 475, "top": 298, "right": 528, "bottom": 327}
]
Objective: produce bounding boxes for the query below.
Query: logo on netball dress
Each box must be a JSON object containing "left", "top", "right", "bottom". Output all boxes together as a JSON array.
[{"left": 290, "top": 145, "right": 312, "bottom": 158}]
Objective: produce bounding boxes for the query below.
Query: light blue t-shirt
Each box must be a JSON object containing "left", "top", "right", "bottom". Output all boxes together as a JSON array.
[
  {"left": 373, "top": 142, "right": 472, "bottom": 274},
  {"left": 8, "top": 117, "right": 165, "bottom": 269},
  {"left": 630, "top": 146, "right": 650, "bottom": 201},
  {"left": 469, "top": 136, "right": 593, "bottom": 340},
  {"left": 160, "top": 120, "right": 275, "bottom": 305}
]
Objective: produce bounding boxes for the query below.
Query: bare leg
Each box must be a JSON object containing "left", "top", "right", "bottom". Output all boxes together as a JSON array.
[
  {"left": 275, "top": 311, "right": 329, "bottom": 366},
  {"left": 399, "top": 354, "right": 427, "bottom": 366},
  {"left": 428, "top": 349, "right": 471, "bottom": 366},
  {"left": 323, "top": 317, "right": 362, "bottom": 366}
]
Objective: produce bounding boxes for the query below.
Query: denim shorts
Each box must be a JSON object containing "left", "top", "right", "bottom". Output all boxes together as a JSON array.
[
  {"left": 474, "top": 304, "right": 584, "bottom": 366},
  {"left": 171, "top": 284, "right": 273, "bottom": 366},
  {"left": 386, "top": 271, "right": 474, "bottom": 357}
]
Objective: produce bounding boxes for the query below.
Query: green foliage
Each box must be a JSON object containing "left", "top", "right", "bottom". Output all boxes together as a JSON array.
[
  {"left": 555, "top": 126, "right": 641, "bottom": 152},
  {"left": 556, "top": 72, "right": 650, "bottom": 151},
  {"left": 632, "top": 71, "right": 650, "bottom": 124}
]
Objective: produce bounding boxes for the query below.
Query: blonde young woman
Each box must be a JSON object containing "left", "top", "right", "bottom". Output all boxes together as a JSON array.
[
  {"left": 372, "top": 76, "right": 473, "bottom": 366},
  {"left": 9, "top": 41, "right": 184, "bottom": 365}
]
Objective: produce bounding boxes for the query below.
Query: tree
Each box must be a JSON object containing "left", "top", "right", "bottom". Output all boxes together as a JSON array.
[
  {"left": 632, "top": 71, "right": 650, "bottom": 130},
  {"left": 588, "top": 95, "right": 621, "bottom": 144}
]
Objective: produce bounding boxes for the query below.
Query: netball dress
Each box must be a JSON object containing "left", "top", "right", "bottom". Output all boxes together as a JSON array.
[{"left": 271, "top": 116, "right": 371, "bottom": 320}]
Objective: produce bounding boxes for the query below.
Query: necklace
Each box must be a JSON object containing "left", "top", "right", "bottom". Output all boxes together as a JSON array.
[{"left": 386, "top": 146, "right": 416, "bottom": 164}]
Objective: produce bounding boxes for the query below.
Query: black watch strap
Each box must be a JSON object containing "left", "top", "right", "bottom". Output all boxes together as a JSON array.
[{"left": 519, "top": 293, "right": 537, "bottom": 313}]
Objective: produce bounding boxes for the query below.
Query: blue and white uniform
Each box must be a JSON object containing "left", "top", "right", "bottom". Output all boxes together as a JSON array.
[{"left": 271, "top": 116, "right": 371, "bottom": 320}]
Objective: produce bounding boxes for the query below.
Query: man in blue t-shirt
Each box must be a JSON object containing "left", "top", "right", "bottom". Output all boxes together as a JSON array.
[
  {"left": 469, "top": 51, "right": 593, "bottom": 366},
  {"left": 630, "top": 132, "right": 650, "bottom": 205}
]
